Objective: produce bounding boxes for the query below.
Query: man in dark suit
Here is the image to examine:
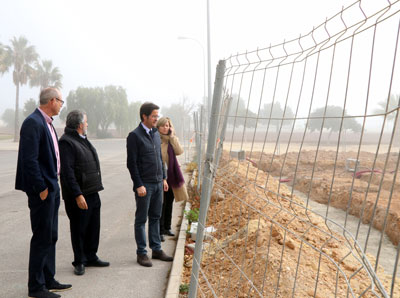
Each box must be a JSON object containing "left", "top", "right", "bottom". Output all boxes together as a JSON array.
[
  {"left": 16, "top": 87, "right": 72, "bottom": 298},
  {"left": 59, "top": 110, "right": 109, "bottom": 276},
  {"left": 126, "top": 102, "right": 173, "bottom": 267}
]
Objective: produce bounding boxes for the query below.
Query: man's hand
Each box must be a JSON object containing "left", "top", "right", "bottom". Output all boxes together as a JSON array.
[
  {"left": 163, "top": 179, "right": 169, "bottom": 192},
  {"left": 76, "top": 195, "right": 88, "bottom": 210},
  {"left": 137, "top": 186, "right": 147, "bottom": 197},
  {"left": 39, "top": 188, "right": 48, "bottom": 201}
]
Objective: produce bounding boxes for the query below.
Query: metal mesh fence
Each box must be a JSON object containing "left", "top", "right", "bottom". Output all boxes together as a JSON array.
[{"left": 189, "top": 0, "right": 400, "bottom": 297}]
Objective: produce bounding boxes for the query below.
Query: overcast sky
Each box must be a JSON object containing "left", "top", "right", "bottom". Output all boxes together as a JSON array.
[{"left": 0, "top": 0, "right": 366, "bottom": 115}]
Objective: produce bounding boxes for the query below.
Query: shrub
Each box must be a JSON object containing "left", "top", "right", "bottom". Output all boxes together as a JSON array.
[
  {"left": 184, "top": 208, "right": 199, "bottom": 223},
  {"left": 179, "top": 283, "right": 189, "bottom": 294}
]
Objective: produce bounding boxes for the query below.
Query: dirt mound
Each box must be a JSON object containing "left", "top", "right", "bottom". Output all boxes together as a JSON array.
[
  {"left": 248, "top": 150, "right": 400, "bottom": 246},
  {"left": 182, "top": 159, "right": 399, "bottom": 297}
]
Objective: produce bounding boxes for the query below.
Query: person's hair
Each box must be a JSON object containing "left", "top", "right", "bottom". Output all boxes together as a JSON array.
[
  {"left": 156, "top": 117, "right": 171, "bottom": 129},
  {"left": 66, "top": 110, "right": 86, "bottom": 129},
  {"left": 140, "top": 102, "right": 159, "bottom": 122},
  {"left": 39, "top": 87, "right": 59, "bottom": 105}
]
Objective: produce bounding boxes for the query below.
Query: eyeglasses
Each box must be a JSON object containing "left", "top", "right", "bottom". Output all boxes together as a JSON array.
[
  {"left": 151, "top": 115, "right": 159, "bottom": 119},
  {"left": 55, "top": 98, "right": 64, "bottom": 106}
]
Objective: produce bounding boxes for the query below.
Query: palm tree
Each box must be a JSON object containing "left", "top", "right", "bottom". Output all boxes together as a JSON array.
[
  {"left": 0, "top": 36, "right": 38, "bottom": 141},
  {"left": 0, "top": 42, "right": 4, "bottom": 63},
  {"left": 23, "top": 98, "right": 38, "bottom": 118},
  {"left": 374, "top": 94, "right": 400, "bottom": 122},
  {"left": 0, "top": 42, "right": 6, "bottom": 72},
  {"left": 30, "top": 59, "right": 63, "bottom": 90}
]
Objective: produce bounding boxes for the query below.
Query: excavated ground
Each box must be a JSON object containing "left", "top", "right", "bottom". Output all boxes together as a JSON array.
[
  {"left": 181, "top": 156, "right": 400, "bottom": 297},
  {"left": 248, "top": 150, "right": 400, "bottom": 246}
]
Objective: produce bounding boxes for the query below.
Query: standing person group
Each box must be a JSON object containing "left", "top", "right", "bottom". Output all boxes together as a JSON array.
[
  {"left": 16, "top": 89, "right": 109, "bottom": 298},
  {"left": 16, "top": 89, "right": 186, "bottom": 297},
  {"left": 156, "top": 117, "right": 188, "bottom": 242}
]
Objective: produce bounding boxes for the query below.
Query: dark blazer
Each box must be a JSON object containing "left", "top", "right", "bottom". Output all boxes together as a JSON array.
[
  {"left": 127, "top": 123, "right": 166, "bottom": 190},
  {"left": 15, "top": 108, "right": 58, "bottom": 195}
]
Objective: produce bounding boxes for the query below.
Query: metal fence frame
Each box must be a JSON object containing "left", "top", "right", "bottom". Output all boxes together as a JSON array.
[{"left": 188, "top": 0, "right": 400, "bottom": 297}]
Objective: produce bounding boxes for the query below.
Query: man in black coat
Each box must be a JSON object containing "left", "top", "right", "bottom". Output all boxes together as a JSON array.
[
  {"left": 126, "top": 102, "right": 173, "bottom": 267},
  {"left": 16, "top": 87, "right": 71, "bottom": 298},
  {"left": 59, "top": 110, "right": 109, "bottom": 276}
]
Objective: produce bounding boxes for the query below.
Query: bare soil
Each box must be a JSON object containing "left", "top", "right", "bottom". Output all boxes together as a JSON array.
[
  {"left": 182, "top": 156, "right": 400, "bottom": 297},
  {"left": 247, "top": 150, "right": 400, "bottom": 246}
]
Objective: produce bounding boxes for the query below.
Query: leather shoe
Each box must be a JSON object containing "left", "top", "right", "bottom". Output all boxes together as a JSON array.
[
  {"left": 137, "top": 254, "right": 153, "bottom": 267},
  {"left": 152, "top": 250, "right": 173, "bottom": 261},
  {"left": 74, "top": 264, "right": 85, "bottom": 275},
  {"left": 47, "top": 280, "right": 72, "bottom": 292},
  {"left": 86, "top": 259, "right": 110, "bottom": 267},
  {"left": 165, "top": 230, "right": 175, "bottom": 236},
  {"left": 28, "top": 289, "right": 61, "bottom": 298},
  {"left": 160, "top": 234, "right": 165, "bottom": 242}
]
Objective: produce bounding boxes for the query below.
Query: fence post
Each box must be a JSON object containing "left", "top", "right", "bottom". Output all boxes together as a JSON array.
[
  {"left": 187, "top": 114, "right": 191, "bottom": 163},
  {"left": 189, "top": 60, "right": 226, "bottom": 298},
  {"left": 193, "top": 111, "right": 201, "bottom": 192},
  {"left": 199, "top": 105, "right": 204, "bottom": 188},
  {"left": 214, "top": 95, "right": 232, "bottom": 170}
]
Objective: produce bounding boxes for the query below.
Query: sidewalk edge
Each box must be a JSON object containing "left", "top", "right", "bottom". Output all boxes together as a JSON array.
[{"left": 165, "top": 201, "right": 191, "bottom": 298}]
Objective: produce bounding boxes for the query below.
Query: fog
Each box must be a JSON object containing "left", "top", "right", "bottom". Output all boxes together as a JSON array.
[{"left": 0, "top": 0, "right": 356, "bottom": 122}]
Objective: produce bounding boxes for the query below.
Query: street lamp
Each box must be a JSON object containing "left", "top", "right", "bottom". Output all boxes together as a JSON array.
[{"left": 177, "top": 36, "right": 207, "bottom": 109}]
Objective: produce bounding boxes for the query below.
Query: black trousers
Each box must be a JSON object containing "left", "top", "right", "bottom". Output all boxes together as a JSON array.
[
  {"left": 64, "top": 193, "right": 101, "bottom": 266},
  {"left": 27, "top": 188, "right": 60, "bottom": 293},
  {"left": 160, "top": 188, "right": 174, "bottom": 234}
]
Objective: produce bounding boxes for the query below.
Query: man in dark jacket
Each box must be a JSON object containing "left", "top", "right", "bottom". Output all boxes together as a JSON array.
[
  {"left": 16, "top": 87, "right": 71, "bottom": 298},
  {"left": 127, "top": 102, "right": 173, "bottom": 267},
  {"left": 59, "top": 110, "right": 109, "bottom": 276}
]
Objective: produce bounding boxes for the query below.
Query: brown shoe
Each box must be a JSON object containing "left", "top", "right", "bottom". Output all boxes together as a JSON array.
[
  {"left": 152, "top": 250, "right": 173, "bottom": 262},
  {"left": 137, "top": 254, "right": 153, "bottom": 267}
]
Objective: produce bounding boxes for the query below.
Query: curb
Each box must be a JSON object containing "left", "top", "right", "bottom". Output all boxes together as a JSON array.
[{"left": 165, "top": 201, "right": 190, "bottom": 298}]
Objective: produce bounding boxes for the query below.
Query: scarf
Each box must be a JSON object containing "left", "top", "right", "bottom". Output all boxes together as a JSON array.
[{"left": 167, "top": 142, "right": 185, "bottom": 188}]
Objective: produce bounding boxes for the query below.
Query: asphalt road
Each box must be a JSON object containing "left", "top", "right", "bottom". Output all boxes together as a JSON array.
[{"left": 0, "top": 138, "right": 182, "bottom": 298}]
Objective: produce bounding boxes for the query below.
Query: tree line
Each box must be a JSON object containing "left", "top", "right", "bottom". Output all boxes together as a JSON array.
[
  {"left": 0, "top": 36, "right": 140, "bottom": 139},
  {"left": 227, "top": 93, "right": 399, "bottom": 136},
  {"left": 60, "top": 86, "right": 141, "bottom": 138},
  {"left": 0, "top": 36, "right": 141, "bottom": 139},
  {"left": 1, "top": 36, "right": 197, "bottom": 140},
  {"left": 3, "top": 36, "right": 395, "bottom": 141}
]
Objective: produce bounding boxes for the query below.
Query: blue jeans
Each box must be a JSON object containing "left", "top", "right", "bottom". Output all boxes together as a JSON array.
[{"left": 134, "top": 182, "right": 163, "bottom": 255}]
